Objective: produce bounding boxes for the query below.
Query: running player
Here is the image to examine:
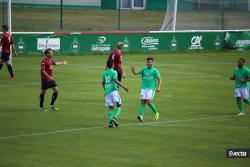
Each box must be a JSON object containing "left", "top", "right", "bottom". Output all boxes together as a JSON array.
[
  {"left": 230, "top": 58, "right": 250, "bottom": 116},
  {"left": 0, "top": 25, "right": 17, "bottom": 80},
  {"left": 39, "top": 48, "right": 67, "bottom": 112},
  {"left": 102, "top": 60, "right": 128, "bottom": 128},
  {"left": 131, "top": 57, "right": 161, "bottom": 122}
]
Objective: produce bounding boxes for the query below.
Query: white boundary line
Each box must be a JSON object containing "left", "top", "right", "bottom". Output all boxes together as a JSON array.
[
  {"left": 150, "top": 30, "right": 250, "bottom": 33},
  {"left": 150, "top": 124, "right": 250, "bottom": 129},
  {"left": 0, "top": 115, "right": 244, "bottom": 140},
  {"left": 0, "top": 75, "right": 221, "bottom": 87}
]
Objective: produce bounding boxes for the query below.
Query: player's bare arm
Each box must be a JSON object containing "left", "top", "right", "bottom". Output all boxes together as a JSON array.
[
  {"left": 131, "top": 65, "right": 140, "bottom": 75},
  {"left": 115, "top": 79, "right": 128, "bottom": 92},
  {"left": 240, "top": 77, "right": 250, "bottom": 83},
  {"left": 120, "top": 64, "right": 126, "bottom": 78},
  {"left": 156, "top": 78, "right": 161, "bottom": 93},
  {"left": 41, "top": 66, "right": 53, "bottom": 80},
  {"left": 12, "top": 43, "right": 17, "bottom": 57},
  {"left": 55, "top": 60, "right": 68, "bottom": 66}
]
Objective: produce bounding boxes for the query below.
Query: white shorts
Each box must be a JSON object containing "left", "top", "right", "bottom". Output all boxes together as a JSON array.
[
  {"left": 235, "top": 87, "right": 249, "bottom": 99},
  {"left": 105, "top": 90, "right": 122, "bottom": 106},
  {"left": 140, "top": 89, "right": 155, "bottom": 100}
]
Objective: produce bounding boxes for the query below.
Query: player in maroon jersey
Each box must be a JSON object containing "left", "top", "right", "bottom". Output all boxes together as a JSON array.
[
  {"left": 0, "top": 25, "right": 17, "bottom": 80},
  {"left": 108, "top": 42, "right": 126, "bottom": 83},
  {"left": 39, "top": 48, "right": 67, "bottom": 112}
]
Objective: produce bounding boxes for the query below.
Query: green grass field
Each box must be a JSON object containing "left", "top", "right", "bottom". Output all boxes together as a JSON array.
[{"left": 0, "top": 51, "right": 250, "bottom": 167}]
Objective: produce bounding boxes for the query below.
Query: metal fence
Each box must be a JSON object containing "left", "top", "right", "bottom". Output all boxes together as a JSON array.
[{"left": 0, "top": 0, "right": 249, "bottom": 32}]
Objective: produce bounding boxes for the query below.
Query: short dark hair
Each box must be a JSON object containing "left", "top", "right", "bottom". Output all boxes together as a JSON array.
[
  {"left": 146, "top": 57, "right": 154, "bottom": 61},
  {"left": 106, "top": 60, "right": 114, "bottom": 68},
  {"left": 117, "top": 42, "right": 124, "bottom": 49},
  {"left": 2, "top": 25, "right": 8, "bottom": 31},
  {"left": 239, "top": 58, "right": 245, "bottom": 63},
  {"left": 44, "top": 48, "right": 52, "bottom": 55}
]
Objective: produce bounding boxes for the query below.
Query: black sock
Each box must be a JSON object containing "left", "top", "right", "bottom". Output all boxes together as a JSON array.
[
  {"left": 7, "top": 64, "right": 14, "bottom": 77},
  {"left": 50, "top": 93, "right": 58, "bottom": 105},
  {"left": 0, "top": 63, "right": 3, "bottom": 70},
  {"left": 40, "top": 94, "right": 45, "bottom": 108}
]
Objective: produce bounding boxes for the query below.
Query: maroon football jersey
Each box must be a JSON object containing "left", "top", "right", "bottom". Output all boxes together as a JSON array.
[
  {"left": 41, "top": 58, "right": 56, "bottom": 83},
  {"left": 0, "top": 32, "right": 13, "bottom": 53},
  {"left": 108, "top": 49, "right": 122, "bottom": 74}
]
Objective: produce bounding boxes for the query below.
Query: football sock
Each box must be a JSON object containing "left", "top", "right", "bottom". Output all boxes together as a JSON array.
[
  {"left": 114, "top": 107, "right": 121, "bottom": 119},
  {"left": 50, "top": 93, "right": 58, "bottom": 105},
  {"left": 148, "top": 103, "right": 158, "bottom": 114},
  {"left": 40, "top": 94, "right": 45, "bottom": 108},
  {"left": 108, "top": 109, "right": 113, "bottom": 122},
  {"left": 0, "top": 63, "right": 3, "bottom": 70},
  {"left": 237, "top": 100, "right": 243, "bottom": 113},
  {"left": 139, "top": 103, "right": 145, "bottom": 116},
  {"left": 243, "top": 99, "right": 250, "bottom": 105},
  {"left": 7, "top": 64, "right": 14, "bottom": 77}
]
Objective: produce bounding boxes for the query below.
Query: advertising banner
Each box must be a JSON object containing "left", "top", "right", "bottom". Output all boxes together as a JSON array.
[
  {"left": 225, "top": 31, "right": 250, "bottom": 50},
  {"left": 12, "top": 31, "right": 225, "bottom": 55}
]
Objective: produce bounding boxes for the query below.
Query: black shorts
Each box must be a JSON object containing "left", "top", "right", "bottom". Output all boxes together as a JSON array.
[
  {"left": 41, "top": 80, "right": 57, "bottom": 90},
  {"left": 1, "top": 53, "right": 10, "bottom": 61},
  {"left": 117, "top": 73, "right": 122, "bottom": 82}
]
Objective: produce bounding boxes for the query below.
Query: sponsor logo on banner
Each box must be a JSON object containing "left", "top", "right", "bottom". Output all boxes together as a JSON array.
[
  {"left": 214, "top": 35, "right": 221, "bottom": 50},
  {"left": 91, "top": 36, "right": 111, "bottom": 52},
  {"left": 71, "top": 37, "right": 80, "bottom": 53},
  {"left": 170, "top": 36, "right": 178, "bottom": 51},
  {"left": 16, "top": 38, "right": 26, "bottom": 53},
  {"left": 123, "top": 37, "right": 130, "bottom": 52},
  {"left": 236, "top": 40, "right": 250, "bottom": 47},
  {"left": 141, "top": 36, "right": 159, "bottom": 50},
  {"left": 37, "top": 38, "right": 60, "bottom": 51},
  {"left": 189, "top": 35, "right": 203, "bottom": 50}
]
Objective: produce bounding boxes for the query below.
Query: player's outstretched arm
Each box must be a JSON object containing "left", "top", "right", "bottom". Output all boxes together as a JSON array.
[
  {"left": 55, "top": 60, "right": 68, "bottom": 66},
  {"left": 131, "top": 65, "right": 140, "bottom": 75},
  {"left": 115, "top": 79, "right": 128, "bottom": 92}
]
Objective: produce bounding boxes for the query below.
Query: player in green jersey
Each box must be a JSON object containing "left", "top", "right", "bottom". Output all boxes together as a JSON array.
[
  {"left": 131, "top": 57, "right": 161, "bottom": 122},
  {"left": 102, "top": 60, "right": 128, "bottom": 128},
  {"left": 230, "top": 58, "right": 250, "bottom": 116}
]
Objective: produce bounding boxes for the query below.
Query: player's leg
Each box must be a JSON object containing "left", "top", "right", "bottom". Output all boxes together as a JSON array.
[
  {"left": 0, "top": 58, "right": 4, "bottom": 71},
  {"left": 118, "top": 72, "right": 122, "bottom": 82},
  {"left": 235, "top": 88, "right": 244, "bottom": 115},
  {"left": 112, "top": 103, "right": 121, "bottom": 127},
  {"left": 242, "top": 87, "right": 250, "bottom": 106},
  {"left": 105, "top": 93, "right": 115, "bottom": 127},
  {"left": 117, "top": 72, "right": 122, "bottom": 90},
  {"left": 138, "top": 89, "right": 146, "bottom": 122},
  {"left": 108, "top": 106, "right": 115, "bottom": 128},
  {"left": 236, "top": 97, "right": 244, "bottom": 115},
  {"left": 110, "top": 91, "right": 121, "bottom": 127},
  {"left": 39, "top": 89, "right": 47, "bottom": 112},
  {"left": 138, "top": 99, "right": 146, "bottom": 122},
  {"left": 5, "top": 54, "right": 15, "bottom": 79},
  {"left": 113, "top": 91, "right": 122, "bottom": 119},
  {"left": 50, "top": 85, "right": 59, "bottom": 111},
  {"left": 143, "top": 89, "right": 159, "bottom": 120},
  {"left": 146, "top": 100, "right": 159, "bottom": 121}
]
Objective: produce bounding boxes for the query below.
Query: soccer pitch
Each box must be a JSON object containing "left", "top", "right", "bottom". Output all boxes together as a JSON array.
[{"left": 0, "top": 51, "right": 250, "bottom": 167}]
